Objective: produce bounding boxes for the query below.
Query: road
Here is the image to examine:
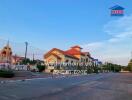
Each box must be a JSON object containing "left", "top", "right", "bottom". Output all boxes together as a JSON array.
[{"left": 0, "top": 73, "right": 132, "bottom": 100}]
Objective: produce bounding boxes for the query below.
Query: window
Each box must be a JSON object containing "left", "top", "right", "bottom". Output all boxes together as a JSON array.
[
  {"left": 65, "top": 60, "right": 69, "bottom": 63},
  {"left": 86, "top": 58, "right": 88, "bottom": 62},
  {"left": 81, "top": 58, "right": 83, "bottom": 62}
]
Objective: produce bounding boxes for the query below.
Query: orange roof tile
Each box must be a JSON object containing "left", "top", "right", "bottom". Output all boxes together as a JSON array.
[
  {"left": 65, "top": 48, "right": 85, "bottom": 56},
  {"left": 44, "top": 48, "right": 79, "bottom": 60}
]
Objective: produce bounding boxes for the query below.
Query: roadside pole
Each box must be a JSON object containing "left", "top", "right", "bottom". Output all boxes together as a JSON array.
[{"left": 24, "top": 42, "right": 28, "bottom": 64}]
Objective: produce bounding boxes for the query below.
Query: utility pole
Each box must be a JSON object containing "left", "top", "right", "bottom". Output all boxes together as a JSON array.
[
  {"left": 25, "top": 42, "right": 28, "bottom": 60},
  {"left": 33, "top": 53, "right": 34, "bottom": 61}
]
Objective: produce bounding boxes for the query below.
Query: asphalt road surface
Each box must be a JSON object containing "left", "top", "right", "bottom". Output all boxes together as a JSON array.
[{"left": 0, "top": 73, "right": 132, "bottom": 100}]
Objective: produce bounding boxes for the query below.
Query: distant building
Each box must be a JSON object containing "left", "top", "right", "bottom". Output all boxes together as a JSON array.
[
  {"left": 110, "top": 5, "right": 124, "bottom": 16},
  {"left": 12, "top": 55, "right": 25, "bottom": 65},
  {"left": 0, "top": 42, "right": 24, "bottom": 65},
  {"left": 0, "top": 42, "right": 12, "bottom": 64},
  {"left": 44, "top": 45, "right": 96, "bottom": 72},
  {"left": 91, "top": 58, "right": 102, "bottom": 67}
]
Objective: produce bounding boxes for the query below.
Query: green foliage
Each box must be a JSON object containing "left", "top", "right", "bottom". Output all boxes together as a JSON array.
[
  {"left": 127, "top": 59, "right": 132, "bottom": 71},
  {"left": 86, "top": 68, "right": 93, "bottom": 74},
  {"left": 20, "top": 58, "right": 31, "bottom": 65},
  {"left": 77, "top": 65, "right": 82, "bottom": 70},
  {"left": 102, "top": 65, "right": 109, "bottom": 71},
  {"left": 0, "top": 70, "right": 15, "bottom": 78},
  {"left": 20, "top": 58, "right": 44, "bottom": 65},
  {"left": 93, "top": 67, "right": 99, "bottom": 73},
  {"left": 115, "top": 66, "right": 121, "bottom": 72},
  {"left": 102, "top": 63, "right": 122, "bottom": 72},
  {"left": 37, "top": 65, "right": 45, "bottom": 72}
]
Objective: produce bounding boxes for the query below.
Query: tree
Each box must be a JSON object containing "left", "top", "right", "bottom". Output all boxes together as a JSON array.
[
  {"left": 20, "top": 58, "right": 43, "bottom": 65},
  {"left": 102, "top": 62, "right": 122, "bottom": 72},
  {"left": 20, "top": 58, "right": 31, "bottom": 65},
  {"left": 127, "top": 59, "right": 132, "bottom": 72},
  {"left": 37, "top": 65, "right": 45, "bottom": 72}
]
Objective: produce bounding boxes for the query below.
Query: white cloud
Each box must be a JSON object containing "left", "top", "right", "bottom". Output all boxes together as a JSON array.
[
  {"left": 81, "top": 15, "right": 132, "bottom": 66},
  {"left": 104, "top": 15, "right": 132, "bottom": 35},
  {"left": 82, "top": 42, "right": 104, "bottom": 51},
  {"left": 104, "top": 15, "right": 132, "bottom": 43}
]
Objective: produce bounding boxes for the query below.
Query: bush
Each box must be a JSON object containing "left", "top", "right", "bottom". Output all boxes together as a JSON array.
[
  {"left": 37, "top": 65, "right": 45, "bottom": 72},
  {"left": 86, "top": 68, "right": 93, "bottom": 74},
  {"left": 114, "top": 66, "right": 121, "bottom": 72},
  {"left": 0, "top": 70, "right": 15, "bottom": 78},
  {"left": 93, "top": 67, "right": 99, "bottom": 73}
]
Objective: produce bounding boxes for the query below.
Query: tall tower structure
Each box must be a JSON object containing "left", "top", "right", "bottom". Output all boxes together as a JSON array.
[{"left": 0, "top": 41, "right": 12, "bottom": 63}]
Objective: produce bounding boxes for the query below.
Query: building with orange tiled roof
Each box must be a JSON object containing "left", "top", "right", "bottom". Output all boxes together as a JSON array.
[{"left": 44, "top": 45, "right": 94, "bottom": 72}]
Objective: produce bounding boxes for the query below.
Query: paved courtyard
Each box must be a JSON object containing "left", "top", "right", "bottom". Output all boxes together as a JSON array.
[{"left": 0, "top": 73, "right": 132, "bottom": 100}]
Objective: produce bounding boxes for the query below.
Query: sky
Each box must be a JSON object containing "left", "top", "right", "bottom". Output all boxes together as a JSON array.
[{"left": 0, "top": 0, "right": 132, "bottom": 65}]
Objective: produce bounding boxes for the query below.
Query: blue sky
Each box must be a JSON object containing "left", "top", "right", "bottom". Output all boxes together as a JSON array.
[{"left": 0, "top": 0, "right": 132, "bottom": 65}]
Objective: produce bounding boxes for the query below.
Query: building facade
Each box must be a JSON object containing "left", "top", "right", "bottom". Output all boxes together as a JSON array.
[{"left": 44, "top": 45, "right": 96, "bottom": 72}]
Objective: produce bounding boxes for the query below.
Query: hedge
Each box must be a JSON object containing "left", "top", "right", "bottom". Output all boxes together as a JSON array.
[
  {"left": 37, "top": 65, "right": 45, "bottom": 72},
  {"left": 0, "top": 70, "right": 15, "bottom": 78}
]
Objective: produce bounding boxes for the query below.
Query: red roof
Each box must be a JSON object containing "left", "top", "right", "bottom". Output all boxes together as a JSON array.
[
  {"left": 63, "top": 52, "right": 79, "bottom": 60},
  {"left": 12, "top": 56, "right": 24, "bottom": 60},
  {"left": 65, "top": 48, "right": 85, "bottom": 56},
  {"left": 44, "top": 48, "right": 79, "bottom": 60}
]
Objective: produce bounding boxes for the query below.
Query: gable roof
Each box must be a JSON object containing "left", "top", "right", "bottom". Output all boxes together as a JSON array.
[
  {"left": 110, "top": 5, "right": 124, "bottom": 10},
  {"left": 44, "top": 48, "right": 63, "bottom": 59},
  {"left": 44, "top": 48, "right": 79, "bottom": 60},
  {"left": 65, "top": 48, "right": 85, "bottom": 56},
  {"left": 51, "top": 53, "right": 62, "bottom": 59}
]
